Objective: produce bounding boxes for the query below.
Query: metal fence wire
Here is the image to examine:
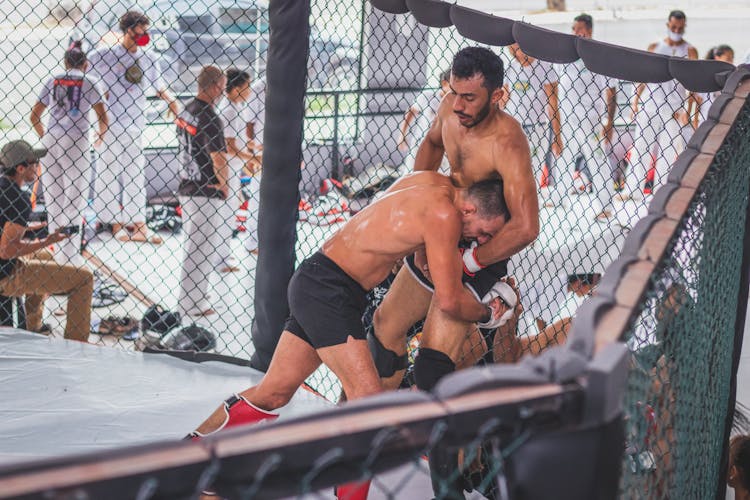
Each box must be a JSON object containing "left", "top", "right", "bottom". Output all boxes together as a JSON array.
[{"left": 0, "top": 0, "right": 748, "bottom": 498}]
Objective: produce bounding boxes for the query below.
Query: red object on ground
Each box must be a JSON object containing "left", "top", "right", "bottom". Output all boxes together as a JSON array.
[
  {"left": 539, "top": 163, "right": 550, "bottom": 188},
  {"left": 335, "top": 480, "right": 371, "bottom": 500}
]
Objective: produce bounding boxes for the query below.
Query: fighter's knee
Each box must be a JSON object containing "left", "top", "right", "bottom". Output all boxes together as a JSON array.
[
  {"left": 367, "top": 331, "right": 407, "bottom": 378},
  {"left": 414, "top": 348, "right": 455, "bottom": 392},
  {"left": 256, "top": 387, "right": 295, "bottom": 410}
]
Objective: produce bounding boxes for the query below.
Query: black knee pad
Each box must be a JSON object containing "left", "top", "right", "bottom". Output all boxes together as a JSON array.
[
  {"left": 367, "top": 331, "right": 408, "bottom": 378},
  {"left": 414, "top": 348, "right": 455, "bottom": 392}
]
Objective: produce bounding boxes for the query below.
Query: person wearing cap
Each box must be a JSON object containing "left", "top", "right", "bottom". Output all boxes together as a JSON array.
[
  {"left": 87, "top": 10, "right": 179, "bottom": 244},
  {"left": 0, "top": 141, "right": 93, "bottom": 341},
  {"left": 30, "top": 40, "right": 108, "bottom": 267}
]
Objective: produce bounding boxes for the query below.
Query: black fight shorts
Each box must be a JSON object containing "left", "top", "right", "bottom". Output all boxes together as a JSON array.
[{"left": 285, "top": 251, "right": 369, "bottom": 349}]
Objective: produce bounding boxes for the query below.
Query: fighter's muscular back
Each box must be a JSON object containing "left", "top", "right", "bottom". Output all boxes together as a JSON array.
[
  {"left": 413, "top": 74, "right": 539, "bottom": 264},
  {"left": 322, "top": 171, "right": 459, "bottom": 291}
]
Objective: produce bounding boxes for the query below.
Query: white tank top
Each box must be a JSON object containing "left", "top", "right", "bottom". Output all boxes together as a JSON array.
[{"left": 642, "top": 39, "right": 693, "bottom": 113}]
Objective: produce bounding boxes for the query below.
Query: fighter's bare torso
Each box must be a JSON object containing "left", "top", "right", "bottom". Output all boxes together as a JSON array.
[
  {"left": 322, "top": 171, "right": 457, "bottom": 290},
  {"left": 439, "top": 93, "right": 526, "bottom": 188}
]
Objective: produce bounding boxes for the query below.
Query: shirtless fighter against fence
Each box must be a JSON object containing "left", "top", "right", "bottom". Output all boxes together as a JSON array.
[
  {"left": 188, "top": 171, "right": 513, "bottom": 439},
  {"left": 370, "top": 46, "right": 539, "bottom": 395}
]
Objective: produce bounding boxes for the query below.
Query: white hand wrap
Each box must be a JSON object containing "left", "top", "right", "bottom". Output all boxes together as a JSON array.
[
  {"left": 477, "top": 280, "right": 517, "bottom": 330},
  {"left": 462, "top": 241, "right": 485, "bottom": 275}
]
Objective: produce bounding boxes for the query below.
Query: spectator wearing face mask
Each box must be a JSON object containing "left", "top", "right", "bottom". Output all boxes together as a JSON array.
[
  {"left": 87, "top": 10, "right": 179, "bottom": 244},
  {"left": 621, "top": 10, "right": 698, "bottom": 205}
]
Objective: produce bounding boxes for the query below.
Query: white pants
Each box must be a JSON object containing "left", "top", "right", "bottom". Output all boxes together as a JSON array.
[
  {"left": 178, "top": 196, "right": 223, "bottom": 316},
  {"left": 93, "top": 128, "right": 146, "bottom": 225},
  {"left": 625, "top": 109, "right": 684, "bottom": 199},
  {"left": 213, "top": 175, "right": 242, "bottom": 263},
  {"left": 42, "top": 132, "right": 91, "bottom": 265},
  {"left": 243, "top": 175, "right": 260, "bottom": 252},
  {"left": 523, "top": 122, "right": 551, "bottom": 189},
  {"left": 552, "top": 112, "right": 615, "bottom": 212}
]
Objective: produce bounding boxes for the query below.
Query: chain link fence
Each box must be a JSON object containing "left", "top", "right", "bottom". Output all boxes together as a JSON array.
[{"left": 0, "top": 0, "right": 748, "bottom": 498}]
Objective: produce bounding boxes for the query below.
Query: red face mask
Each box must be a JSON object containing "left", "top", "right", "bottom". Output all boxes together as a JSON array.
[{"left": 135, "top": 33, "right": 150, "bottom": 47}]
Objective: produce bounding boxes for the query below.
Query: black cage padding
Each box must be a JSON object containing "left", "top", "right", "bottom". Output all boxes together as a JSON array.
[
  {"left": 449, "top": 6, "right": 515, "bottom": 47},
  {"left": 503, "top": 417, "right": 625, "bottom": 500},
  {"left": 405, "top": 0, "right": 453, "bottom": 28},
  {"left": 669, "top": 58, "right": 736, "bottom": 92},
  {"left": 369, "top": 0, "right": 409, "bottom": 14},
  {"left": 576, "top": 37, "right": 672, "bottom": 83},
  {"left": 250, "top": 0, "right": 311, "bottom": 371},
  {"left": 512, "top": 22, "right": 579, "bottom": 64}
]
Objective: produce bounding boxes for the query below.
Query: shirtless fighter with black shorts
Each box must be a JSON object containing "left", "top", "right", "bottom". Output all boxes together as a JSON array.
[
  {"left": 371, "top": 47, "right": 539, "bottom": 394},
  {"left": 189, "top": 171, "right": 513, "bottom": 443}
]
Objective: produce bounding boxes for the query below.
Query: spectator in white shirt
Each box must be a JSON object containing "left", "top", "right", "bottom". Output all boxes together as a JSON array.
[{"left": 87, "top": 10, "right": 179, "bottom": 244}]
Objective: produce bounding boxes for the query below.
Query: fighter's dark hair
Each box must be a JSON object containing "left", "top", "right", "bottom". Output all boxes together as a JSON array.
[
  {"left": 731, "top": 435, "right": 750, "bottom": 491},
  {"left": 64, "top": 40, "right": 86, "bottom": 69},
  {"left": 439, "top": 68, "right": 450, "bottom": 83},
  {"left": 574, "top": 13, "right": 593, "bottom": 30},
  {"left": 119, "top": 10, "right": 150, "bottom": 32},
  {"left": 226, "top": 68, "right": 251, "bottom": 93},
  {"left": 668, "top": 10, "right": 686, "bottom": 21},
  {"left": 467, "top": 178, "right": 509, "bottom": 220},
  {"left": 451, "top": 47, "right": 504, "bottom": 90}
]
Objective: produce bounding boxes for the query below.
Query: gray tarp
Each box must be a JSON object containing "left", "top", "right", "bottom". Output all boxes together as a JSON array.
[{"left": 0, "top": 329, "right": 330, "bottom": 465}]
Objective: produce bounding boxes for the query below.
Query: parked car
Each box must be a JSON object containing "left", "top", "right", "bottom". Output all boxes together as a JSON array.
[{"left": 69, "top": 0, "right": 358, "bottom": 93}]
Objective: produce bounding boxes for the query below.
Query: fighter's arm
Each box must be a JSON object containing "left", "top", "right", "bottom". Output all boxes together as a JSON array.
[
  {"left": 412, "top": 97, "right": 448, "bottom": 172},
  {"left": 474, "top": 129, "right": 539, "bottom": 266},
  {"left": 424, "top": 207, "right": 491, "bottom": 324}
]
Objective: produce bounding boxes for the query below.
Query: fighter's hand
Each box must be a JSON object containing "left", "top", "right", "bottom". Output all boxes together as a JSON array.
[
  {"left": 460, "top": 241, "right": 485, "bottom": 276},
  {"left": 477, "top": 279, "right": 518, "bottom": 330},
  {"left": 414, "top": 248, "right": 430, "bottom": 281}
]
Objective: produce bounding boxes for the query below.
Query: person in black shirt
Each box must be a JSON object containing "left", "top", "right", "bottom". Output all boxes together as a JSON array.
[
  {"left": 0, "top": 140, "right": 93, "bottom": 340},
  {"left": 176, "top": 66, "right": 228, "bottom": 317}
]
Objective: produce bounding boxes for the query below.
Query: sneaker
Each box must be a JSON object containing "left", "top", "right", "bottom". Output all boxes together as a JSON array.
[
  {"left": 298, "top": 198, "right": 312, "bottom": 221},
  {"left": 306, "top": 191, "right": 350, "bottom": 226},
  {"left": 97, "top": 316, "right": 139, "bottom": 337}
]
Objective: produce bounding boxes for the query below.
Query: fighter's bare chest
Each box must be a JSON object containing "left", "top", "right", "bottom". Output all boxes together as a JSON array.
[{"left": 443, "top": 136, "right": 497, "bottom": 184}]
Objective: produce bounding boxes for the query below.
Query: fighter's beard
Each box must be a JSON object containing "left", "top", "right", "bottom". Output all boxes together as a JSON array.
[{"left": 459, "top": 97, "right": 492, "bottom": 129}]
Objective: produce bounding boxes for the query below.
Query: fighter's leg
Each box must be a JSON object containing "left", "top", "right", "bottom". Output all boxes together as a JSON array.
[
  {"left": 371, "top": 264, "right": 432, "bottom": 390},
  {"left": 194, "top": 330, "right": 322, "bottom": 435},
  {"left": 317, "top": 334, "right": 382, "bottom": 401},
  {"left": 415, "top": 299, "right": 474, "bottom": 392}
]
